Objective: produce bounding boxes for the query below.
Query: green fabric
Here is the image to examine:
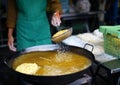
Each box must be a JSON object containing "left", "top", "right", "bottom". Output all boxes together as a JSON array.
[
  {"left": 16, "top": 0, "right": 52, "bottom": 51},
  {"left": 99, "top": 25, "right": 120, "bottom": 38}
]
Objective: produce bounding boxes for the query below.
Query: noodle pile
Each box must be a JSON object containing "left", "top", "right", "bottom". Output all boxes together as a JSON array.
[{"left": 16, "top": 63, "right": 40, "bottom": 75}]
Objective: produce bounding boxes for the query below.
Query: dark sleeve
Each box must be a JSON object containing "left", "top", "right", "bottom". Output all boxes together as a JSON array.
[
  {"left": 6, "top": 0, "right": 17, "bottom": 28},
  {"left": 47, "top": 0, "right": 62, "bottom": 14}
]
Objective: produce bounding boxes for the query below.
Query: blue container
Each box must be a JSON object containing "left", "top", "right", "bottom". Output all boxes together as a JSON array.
[{"left": 60, "top": 0, "right": 69, "bottom": 13}]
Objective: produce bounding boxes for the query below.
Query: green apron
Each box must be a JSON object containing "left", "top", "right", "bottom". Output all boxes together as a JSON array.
[{"left": 16, "top": 0, "right": 52, "bottom": 51}]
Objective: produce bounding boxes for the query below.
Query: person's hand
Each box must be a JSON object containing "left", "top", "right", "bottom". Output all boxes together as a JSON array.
[
  {"left": 8, "top": 35, "right": 16, "bottom": 52},
  {"left": 8, "top": 28, "right": 16, "bottom": 52},
  {"left": 51, "top": 11, "right": 61, "bottom": 27}
]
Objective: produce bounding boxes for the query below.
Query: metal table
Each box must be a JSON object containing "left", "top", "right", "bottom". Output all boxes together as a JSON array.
[
  {"left": 61, "top": 11, "right": 102, "bottom": 33},
  {"left": 94, "top": 59, "right": 120, "bottom": 85}
]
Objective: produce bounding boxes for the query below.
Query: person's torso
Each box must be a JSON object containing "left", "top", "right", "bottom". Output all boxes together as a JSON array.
[
  {"left": 16, "top": 0, "right": 47, "bottom": 20},
  {"left": 15, "top": 0, "right": 52, "bottom": 51}
]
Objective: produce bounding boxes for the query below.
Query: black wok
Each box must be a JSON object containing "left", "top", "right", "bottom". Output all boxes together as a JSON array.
[{"left": 2, "top": 44, "right": 95, "bottom": 85}]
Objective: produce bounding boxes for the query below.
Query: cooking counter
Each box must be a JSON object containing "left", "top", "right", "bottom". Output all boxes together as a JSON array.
[
  {"left": 63, "top": 35, "right": 117, "bottom": 63},
  {"left": 63, "top": 33, "right": 120, "bottom": 85},
  {"left": 0, "top": 34, "right": 119, "bottom": 85}
]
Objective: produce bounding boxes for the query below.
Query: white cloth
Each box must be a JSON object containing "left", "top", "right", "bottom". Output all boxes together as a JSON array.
[{"left": 63, "top": 32, "right": 117, "bottom": 63}]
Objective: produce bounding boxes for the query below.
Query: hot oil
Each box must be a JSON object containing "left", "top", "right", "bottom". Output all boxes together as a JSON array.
[
  {"left": 12, "top": 51, "right": 91, "bottom": 76},
  {"left": 55, "top": 45, "right": 72, "bottom": 62},
  {"left": 57, "top": 43, "right": 69, "bottom": 52}
]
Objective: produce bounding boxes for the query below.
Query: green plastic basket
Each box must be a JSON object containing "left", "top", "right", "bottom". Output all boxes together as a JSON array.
[{"left": 99, "top": 25, "right": 120, "bottom": 59}]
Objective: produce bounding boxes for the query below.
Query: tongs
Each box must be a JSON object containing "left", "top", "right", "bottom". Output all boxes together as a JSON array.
[{"left": 52, "top": 11, "right": 72, "bottom": 43}]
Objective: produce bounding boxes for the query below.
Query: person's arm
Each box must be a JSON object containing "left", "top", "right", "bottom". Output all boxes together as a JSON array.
[
  {"left": 47, "top": 0, "right": 62, "bottom": 27},
  {"left": 47, "top": 0, "right": 62, "bottom": 14},
  {"left": 7, "top": 0, "right": 17, "bottom": 28},
  {"left": 8, "top": 28, "right": 16, "bottom": 51},
  {"left": 7, "top": 0, "right": 17, "bottom": 51}
]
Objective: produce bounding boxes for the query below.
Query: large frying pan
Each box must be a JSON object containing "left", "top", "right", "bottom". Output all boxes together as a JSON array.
[{"left": 2, "top": 44, "right": 95, "bottom": 85}]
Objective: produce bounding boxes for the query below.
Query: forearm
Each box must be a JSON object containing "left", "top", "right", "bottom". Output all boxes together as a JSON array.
[
  {"left": 7, "top": 28, "right": 16, "bottom": 52},
  {"left": 8, "top": 28, "right": 14, "bottom": 37}
]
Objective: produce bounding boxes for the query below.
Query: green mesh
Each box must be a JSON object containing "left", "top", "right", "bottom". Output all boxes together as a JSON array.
[
  {"left": 104, "top": 34, "right": 120, "bottom": 59},
  {"left": 99, "top": 25, "right": 120, "bottom": 59}
]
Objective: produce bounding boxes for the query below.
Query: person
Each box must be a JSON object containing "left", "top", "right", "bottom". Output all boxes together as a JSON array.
[
  {"left": 105, "top": 0, "right": 119, "bottom": 25},
  {"left": 7, "top": 0, "right": 62, "bottom": 52},
  {"left": 98, "top": 0, "right": 106, "bottom": 25}
]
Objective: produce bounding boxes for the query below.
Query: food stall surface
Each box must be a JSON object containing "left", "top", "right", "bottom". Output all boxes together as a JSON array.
[
  {"left": 62, "top": 31, "right": 120, "bottom": 85},
  {"left": 0, "top": 46, "right": 93, "bottom": 85},
  {"left": 0, "top": 32, "right": 120, "bottom": 85},
  {"left": 0, "top": 47, "right": 108, "bottom": 85}
]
